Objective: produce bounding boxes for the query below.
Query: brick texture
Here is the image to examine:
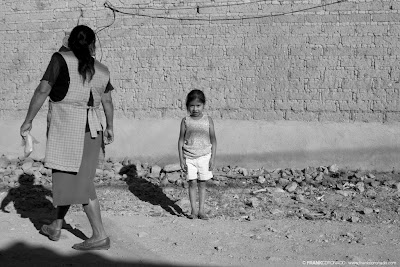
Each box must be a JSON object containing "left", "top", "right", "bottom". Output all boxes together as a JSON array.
[{"left": 1, "top": 0, "right": 400, "bottom": 123}]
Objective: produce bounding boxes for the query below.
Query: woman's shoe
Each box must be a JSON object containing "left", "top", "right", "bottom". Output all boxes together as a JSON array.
[
  {"left": 40, "top": 225, "right": 61, "bottom": 241},
  {"left": 72, "top": 237, "right": 110, "bottom": 251}
]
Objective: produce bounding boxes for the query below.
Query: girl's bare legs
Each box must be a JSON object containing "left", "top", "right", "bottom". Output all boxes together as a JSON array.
[
  {"left": 188, "top": 180, "right": 198, "bottom": 218},
  {"left": 83, "top": 198, "right": 108, "bottom": 241},
  {"left": 198, "top": 180, "right": 207, "bottom": 217}
]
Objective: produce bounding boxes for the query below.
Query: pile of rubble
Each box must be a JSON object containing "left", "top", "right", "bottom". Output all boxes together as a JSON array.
[
  {"left": 1, "top": 154, "right": 400, "bottom": 193},
  {"left": 1, "top": 154, "right": 400, "bottom": 223}
]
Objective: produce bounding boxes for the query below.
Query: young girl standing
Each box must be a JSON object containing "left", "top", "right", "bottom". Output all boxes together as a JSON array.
[{"left": 178, "top": 89, "right": 217, "bottom": 220}]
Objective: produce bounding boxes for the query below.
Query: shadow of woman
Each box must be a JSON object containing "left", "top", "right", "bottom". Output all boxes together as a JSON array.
[
  {"left": 0, "top": 174, "right": 87, "bottom": 240},
  {"left": 119, "top": 165, "right": 184, "bottom": 217},
  {"left": 0, "top": 241, "right": 204, "bottom": 267}
]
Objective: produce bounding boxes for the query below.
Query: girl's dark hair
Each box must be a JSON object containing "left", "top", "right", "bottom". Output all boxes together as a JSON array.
[
  {"left": 186, "top": 89, "right": 206, "bottom": 109},
  {"left": 68, "top": 25, "right": 96, "bottom": 83}
]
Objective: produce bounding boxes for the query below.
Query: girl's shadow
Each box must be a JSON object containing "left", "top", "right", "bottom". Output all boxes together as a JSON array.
[
  {"left": 119, "top": 165, "right": 184, "bottom": 216},
  {"left": 0, "top": 174, "right": 87, "bottom": 240}
]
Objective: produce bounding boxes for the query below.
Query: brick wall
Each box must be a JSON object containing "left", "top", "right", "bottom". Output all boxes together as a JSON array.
[{"left": 1, "top": 0, "right": 400, "bottom": 123}]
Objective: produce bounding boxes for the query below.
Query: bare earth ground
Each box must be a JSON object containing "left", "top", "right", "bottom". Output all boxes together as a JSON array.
[{"left": 0, "top": 168, "right": 400, "bottom": 267}]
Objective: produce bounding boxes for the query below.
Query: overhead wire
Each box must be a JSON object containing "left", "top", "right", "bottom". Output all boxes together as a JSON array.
[
  {"left": 89, "top": 0, "right": 348, "bottom": 61},
  {"left": 110, "top": 0, "right": 271, "bottom": 11},
  {"left": 94, "top": 4, "right": 116, "bottom": 61},
  {"left": 96, "top": 7, "right": 116, "bottom": 34},
  {"left": 103, "top": 0, "right": 348, "bottom": 22}
]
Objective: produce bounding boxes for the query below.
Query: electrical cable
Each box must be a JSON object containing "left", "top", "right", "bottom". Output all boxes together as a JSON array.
[
  {"left": 91, "top": 0, "right": 347, "bottom": 61},
  {"left": 111, "top": 0, "right": 270, "bottom": 11},
  {"left": 103, "top": 0, "right": 348, "bottom": 22},
  {"left": 77, "top": 8, "right": 84, "bottom": 25},
  {"left": 96, "top": 7, "right": 116, "bottom": 34},
  {"left": 94, "top": 6, "right": 116, "bottom": 62}
]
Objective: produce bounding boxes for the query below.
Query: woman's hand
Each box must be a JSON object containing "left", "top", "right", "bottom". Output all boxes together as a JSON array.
[
  {"left": 20, "top": 121, "right": 32, "bottom": 137},
  {"left": 20, "top": 81, "right": 52, "bottom": 137},
  {"left": 103, "top": 128, "right": 114, "bottom": 145}
]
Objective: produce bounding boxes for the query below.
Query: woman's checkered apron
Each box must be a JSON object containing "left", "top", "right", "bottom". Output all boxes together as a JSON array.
[{"left": 45, "top": 51, "right": 110, "bottom": 172}]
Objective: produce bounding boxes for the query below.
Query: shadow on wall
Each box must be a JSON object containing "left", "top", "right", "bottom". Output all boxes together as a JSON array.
[{"left": 0, "top": 242, "right": 202, "bottom": 267}]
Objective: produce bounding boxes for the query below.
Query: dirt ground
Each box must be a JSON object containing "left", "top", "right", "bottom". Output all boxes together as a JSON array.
[{"left": 0, "top": 166, "right": 400, "bottom": 267}]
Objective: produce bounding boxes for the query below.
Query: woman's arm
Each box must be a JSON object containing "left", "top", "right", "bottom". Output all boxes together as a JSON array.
[
  {"left": 208, "top": 117, "right": 217, "bottom": 171},
  {"left": 178, "top": 118, "right": 187, "bottom": 171},
  {"left": 101, "top": 90, "right": 114, "bottom": 145},
  {"left": 20, "top": 81, "right": 52, "bottom": 136}
]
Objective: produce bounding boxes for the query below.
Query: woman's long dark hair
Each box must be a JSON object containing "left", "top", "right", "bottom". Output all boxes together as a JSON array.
[{"left": 68, "top": 25, "right": 96, "bottom": 83}]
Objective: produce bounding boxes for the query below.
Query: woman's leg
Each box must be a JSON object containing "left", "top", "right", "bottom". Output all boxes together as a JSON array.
[
  {"left": 50, "top": 205, "right": 70, "bottom": 229},
  {"left": 83, "top": 198, "right": 107, "bottom": 241},
  {"left": 72, "top": 197, "right": 110, "bottom": 250},
  {"left": 41, "top": 205, "right": 69, "bottom": 241},
  {"left": 79, "top": 130, "right": 107, "bottom": 241}
]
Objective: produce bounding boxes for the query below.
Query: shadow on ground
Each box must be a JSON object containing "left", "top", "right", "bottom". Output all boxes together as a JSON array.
[
  {"left": 0, "top": 241, "right": 202, "bottom": 267},
  {"left": 119, "top": 165, "right": 184, "bottom": 216},
  {"left": 0, "top": 174, "right": 87, "bottom": 240}
]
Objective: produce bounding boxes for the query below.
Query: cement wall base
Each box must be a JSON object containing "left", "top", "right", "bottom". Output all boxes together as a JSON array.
[{"left": 2, "top": 118, "right": 400, "bottom": 171}]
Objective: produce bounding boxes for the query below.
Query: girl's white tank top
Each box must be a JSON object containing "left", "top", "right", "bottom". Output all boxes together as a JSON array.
[{"left": 183, "top": 114, "right": 212, "bottom": 159}]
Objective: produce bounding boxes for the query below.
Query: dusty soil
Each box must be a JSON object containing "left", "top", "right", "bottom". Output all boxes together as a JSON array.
[{"left": 0, "top": 165, "right": 400, "bottom": 267}]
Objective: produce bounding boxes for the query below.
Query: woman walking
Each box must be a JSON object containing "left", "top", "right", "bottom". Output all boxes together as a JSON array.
[{"left": 20, "top": 25, "right": 114, "bottom": 251}]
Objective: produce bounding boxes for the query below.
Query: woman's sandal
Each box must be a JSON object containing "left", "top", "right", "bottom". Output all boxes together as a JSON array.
[
  {"left": 72, "top": 237, "right": 110, "bottom": 251},
  {"left": 40, "top": 224, "right": 61, "bottom": 241}
]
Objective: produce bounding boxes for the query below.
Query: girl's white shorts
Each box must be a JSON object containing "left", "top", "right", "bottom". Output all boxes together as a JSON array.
[{"left": 185, "top": 153, "right": 213, "bottom": 181}]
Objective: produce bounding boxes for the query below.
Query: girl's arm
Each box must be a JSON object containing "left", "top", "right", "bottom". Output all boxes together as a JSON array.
[
  {"left": 20, "top": 81, "right": 52, "bottom": 136},
  {"left": 208, "top": 117, "right": 217, "bottom": 171},
  {"left": 178, "top": 118, "right": 187, "bottom": 171},
  {"left": 101, "top": 90, "right": 114, "bottom": 145}
]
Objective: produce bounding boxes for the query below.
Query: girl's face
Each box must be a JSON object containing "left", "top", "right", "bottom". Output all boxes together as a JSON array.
[{"left": 187, "top": 99, "right": 205, "bottom": 117}]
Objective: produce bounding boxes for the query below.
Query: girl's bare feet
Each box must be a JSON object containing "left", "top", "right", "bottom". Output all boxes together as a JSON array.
[
  {"left": 198, "top": 212, "right": 209, "bottom": 220},
  {"left": 187, "top": 212, "right": 198, "bottom": 219}
]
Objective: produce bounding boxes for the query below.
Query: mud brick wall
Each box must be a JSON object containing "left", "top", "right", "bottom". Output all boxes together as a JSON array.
[{"left": 1, "top": 0, "right": 400, "bottom": 122}]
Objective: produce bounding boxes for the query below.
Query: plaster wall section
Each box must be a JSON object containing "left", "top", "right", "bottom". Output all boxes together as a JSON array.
[
  {"left": 1, "top": 1, "right": 400, "bottom": 171},
  {"left": 0, "top": 0, "right": 399, "bottom": 123}
]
